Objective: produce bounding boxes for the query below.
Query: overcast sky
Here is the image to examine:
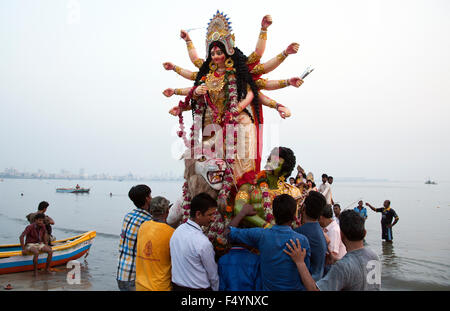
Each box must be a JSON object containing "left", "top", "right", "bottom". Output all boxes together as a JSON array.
[{"left": 1, "top": 0, "right": 449, "bottom": 181}]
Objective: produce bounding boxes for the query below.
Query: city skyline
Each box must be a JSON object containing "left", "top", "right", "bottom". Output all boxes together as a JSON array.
[
  {"left": 4, "top": 166, "right": 438, "bottom": 183},
  {"left": 0, "top": 167, "right": 183, "bottom": 181}
]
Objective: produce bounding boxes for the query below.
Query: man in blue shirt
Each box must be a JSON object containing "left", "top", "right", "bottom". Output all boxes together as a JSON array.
[
  {"left": 294, "top": 191, "right": 328, "bottom": 281},
  {"left": 226, "top": 194, "right": 311, "bottom": 291},
  {"left": 353, "top": 200, "right": 368, "bottom": 221},
  {"left": 218, "top": 244, "right": 262, "bottom": 291}
]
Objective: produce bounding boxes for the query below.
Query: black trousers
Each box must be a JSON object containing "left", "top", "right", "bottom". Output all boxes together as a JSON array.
[{"left": 171, "top": 282, "right": 212, "bottom": 291}]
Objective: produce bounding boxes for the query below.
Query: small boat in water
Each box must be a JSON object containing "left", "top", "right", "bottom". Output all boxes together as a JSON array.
[
  {"left": 425, "top": 179, "right": 437, "bottom": 185},
  {"left": 0, "top": 231, "right": 96, "bottom": 275},
  {"left": 56, "top": 185, "right": 90, "bottom": 193}
]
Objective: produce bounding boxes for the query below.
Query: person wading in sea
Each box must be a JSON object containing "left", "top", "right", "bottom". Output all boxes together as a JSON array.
[{"left": 366, "top": 201, "right": 399, "bottom": 243}]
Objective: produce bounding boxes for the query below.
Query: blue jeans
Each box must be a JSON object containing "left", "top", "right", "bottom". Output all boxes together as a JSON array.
[{"left": 117, "top": 280, "right": 136, "bottom": 291}]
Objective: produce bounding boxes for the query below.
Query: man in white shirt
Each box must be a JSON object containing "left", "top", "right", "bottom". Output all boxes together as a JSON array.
[
  {"left": 318, "top": 174, "right": 332, "bottom": 205},
  {"left": 332, "top": 204, "right": 341, "bottom": 225},
  {"left": 327, "top": 176, "right": 335, "bottom": 205},
  {"left": 170, "top": 193, "right": 219, "bottom": 291},
  {"left": 319, "top": 205, "right": 347, "bottom": 260}
]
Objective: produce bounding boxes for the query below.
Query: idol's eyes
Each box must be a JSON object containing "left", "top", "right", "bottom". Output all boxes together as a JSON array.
[{"left": 211, "top": 50, "right": 223, "bottom": 57}]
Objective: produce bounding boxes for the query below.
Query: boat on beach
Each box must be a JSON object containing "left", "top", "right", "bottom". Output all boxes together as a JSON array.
[
  {"left": 0, "top": 231, "right": 96, "bottom": 275},
  {"left": 56, "top": 187, "right": 90, "bottom": 193}
]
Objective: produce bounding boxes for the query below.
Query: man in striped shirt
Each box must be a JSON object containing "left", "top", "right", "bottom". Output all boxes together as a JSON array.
[{"left": 116, "top": 185, "right": 152, "bottom": 291}]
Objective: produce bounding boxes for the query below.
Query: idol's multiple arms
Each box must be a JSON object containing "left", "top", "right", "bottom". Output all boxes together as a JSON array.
[
  {"left": 168, "top": 104, "right": 191, "bottom": 116},
  {"left": 180, "top": 30, "right": 204, "bottom": 69},
  {"left": 164, "top": 15, "right": 304, "bottom": 119},
  {"left": 254, "top": 15, "right": 272, "bottom": 58},
  {"left": 163, "top": 62, "right": 198, "bottom": 81},
  {"left": 256, "top": 77, "right": 303, "bottom": 90},
  {"left": 163, "top": 87, "right": 192, "bottom": 98},
  {"left": 250, "top": 42, "right": 300, "bottom": 76},
  {"left": 258, "top": 92, "right": 291, "bottom": 119}
]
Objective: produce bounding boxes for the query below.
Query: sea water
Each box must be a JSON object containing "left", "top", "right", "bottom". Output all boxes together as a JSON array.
[{"left": 0, "top": 178, "right": 449, "bottom": 290}]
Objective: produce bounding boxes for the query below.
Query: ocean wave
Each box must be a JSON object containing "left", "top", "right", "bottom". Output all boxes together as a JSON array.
[{"left": 55, "top": 227, "right": 119, "bottom": 239}]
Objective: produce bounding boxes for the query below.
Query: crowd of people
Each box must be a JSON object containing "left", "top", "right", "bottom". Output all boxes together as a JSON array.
[
  {"left": 16, "top": 173, "right": 399, "bottom": 289},
  {"left": 115, "top": 177, "right": 399, "bottom": 292}
]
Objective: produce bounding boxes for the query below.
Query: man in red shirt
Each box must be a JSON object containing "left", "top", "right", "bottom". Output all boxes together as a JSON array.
[{"left": 19, "top": 213, "right": 53, "bottom": 276}]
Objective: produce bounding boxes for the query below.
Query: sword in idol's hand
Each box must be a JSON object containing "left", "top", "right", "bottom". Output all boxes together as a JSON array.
[
  {"left": 186, "top": 27, "right": 204, "bottom": 33},
  {"left": 301, "top": 66, "right": 315, "bottom": 79}
]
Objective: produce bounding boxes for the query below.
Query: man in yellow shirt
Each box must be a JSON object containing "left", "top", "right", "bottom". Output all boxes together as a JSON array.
[{"left": 136, "top": 196, "right": 174, "bottom": 291}]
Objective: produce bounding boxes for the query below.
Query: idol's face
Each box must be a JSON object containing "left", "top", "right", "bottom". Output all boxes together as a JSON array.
[
  {"left": 195, "top": 158, "right": 227, "bottom": 191},
  {"left": 264, "top": 154, "right": 284, "bottom": 173},
  {"left": 210, "top": 46, "right": 226, "bottom": 65}
]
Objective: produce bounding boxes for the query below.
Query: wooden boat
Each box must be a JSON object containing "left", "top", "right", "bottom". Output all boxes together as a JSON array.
[
  {"left": 56, "top": 187, "right": 90, "bottom": 193},
  {"left": 0, "top": 231, "right": 96, "bottom": 275}
]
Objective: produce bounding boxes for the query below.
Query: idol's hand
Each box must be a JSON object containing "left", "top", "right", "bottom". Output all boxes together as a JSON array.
[
  {"left": 163, "top": 88, "right": 175, "bottom": 97},
  {"left": 289, "top": 77, "right": 304, "bottom": 88},
  {"left": 236, "top": 114, "right": 246, "bottom": 123},
  {"left": 285, "top": 42, "right": 300, "bottom": 55},
  {"left": 278, "top": 106, "right": 291, "bottom": 119},
  {"left": 261, "top": 15, "right": 272, "bottom": 30},
  {"left": 194, "top": 85, "right": 208, "bottom": 96},
  {"left": 163, "top": 62, "right": 175, "bottom": 71},
  {"left": 169, "top": 106, "right": 181, "bottom": 116},
  {"left": 180, "top": 29, "right": 191, "bottom": 42}
]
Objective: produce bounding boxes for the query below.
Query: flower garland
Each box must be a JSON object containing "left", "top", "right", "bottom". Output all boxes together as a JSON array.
[
  {"left": 205, "top": 68, "right": 239, "bottom": 246},
  {"left": 180, "top": 181, "right": 191, "bottom": 224},
  {"left": 255, "top": 171, "right": 275, "bottom": 225},
  {"left": 176, "top": 86, "right": 200, "bottom": 151},
  {"left": 177, "top": 68, "right": 240, "bottom": 246},
  {"left": 217, "top": 69, "right": 239, "bottom": 205}
]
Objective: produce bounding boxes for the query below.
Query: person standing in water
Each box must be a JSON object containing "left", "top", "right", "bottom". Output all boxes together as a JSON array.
[{"left": 366, "top": 201, "right": 399, "bottom": 243}]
